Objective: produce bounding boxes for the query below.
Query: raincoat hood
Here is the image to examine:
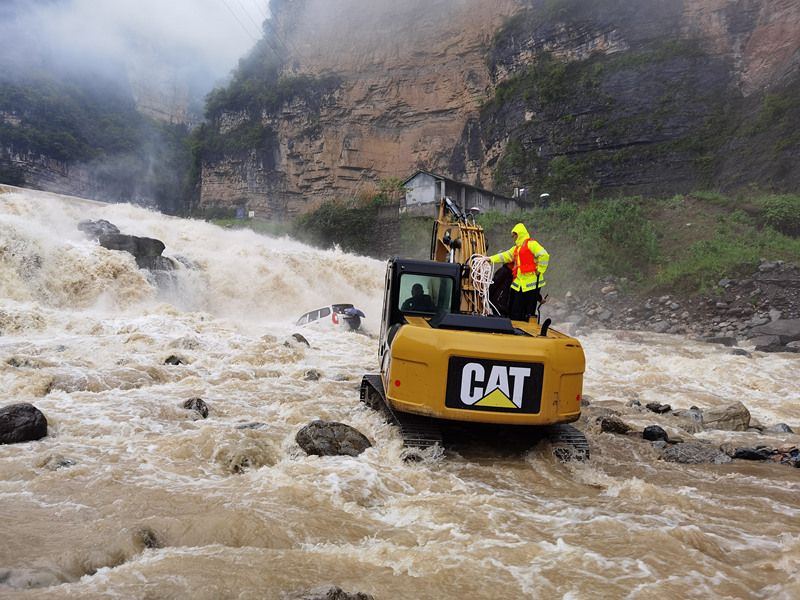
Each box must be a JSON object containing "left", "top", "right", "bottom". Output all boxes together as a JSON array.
[{"left": 511, "top": 223, "right": 530, "bottom": 246}]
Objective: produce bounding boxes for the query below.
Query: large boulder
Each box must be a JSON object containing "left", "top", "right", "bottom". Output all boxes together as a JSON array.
[
  {"left": 0, "top": 403, "right": 48, "bottom": 444},
  {"left": 702, "top": 401, "right": 750, "bottom": 431},
  {"left": 295, "top": 421, "right": 372, "bottom": 457},
  {"left": 661, "top": 442, "right": 731, "bottom": 464},
  {"left": 78, "top": 219, "right": 120, "bottom": 240},
  {"left": 750, "top": 319, "right": 800, "bottom": 344},
  {"left": 98, "top": 233, "right": 168, "bottom": 270}
]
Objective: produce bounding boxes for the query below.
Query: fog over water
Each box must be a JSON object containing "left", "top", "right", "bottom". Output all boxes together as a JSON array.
[{"left": 0, "top": 187, "right": 799, "bottom": 599}]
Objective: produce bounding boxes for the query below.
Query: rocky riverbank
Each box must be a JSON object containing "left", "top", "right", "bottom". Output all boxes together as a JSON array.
[{"left": 547, "top": 260, "right": 800, "bottom": 353}]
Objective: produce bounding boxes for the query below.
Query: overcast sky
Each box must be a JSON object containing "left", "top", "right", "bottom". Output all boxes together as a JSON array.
[{"left": 2, "top": 0, "right": 271, "bottom": 87}]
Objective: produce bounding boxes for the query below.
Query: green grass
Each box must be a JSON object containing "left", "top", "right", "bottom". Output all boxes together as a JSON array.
[{"left": 654, "top": 226, "right": 800, "bottom": 292}]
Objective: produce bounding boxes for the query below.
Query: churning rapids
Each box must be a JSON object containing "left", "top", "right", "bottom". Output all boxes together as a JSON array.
[{"left": 0, "top": 186, "right": 798, "bottom": 599}]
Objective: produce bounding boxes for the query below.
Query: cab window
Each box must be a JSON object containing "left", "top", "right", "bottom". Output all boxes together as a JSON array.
[{"left": 398, "top": 274, "right": 453, "bottom": 314}]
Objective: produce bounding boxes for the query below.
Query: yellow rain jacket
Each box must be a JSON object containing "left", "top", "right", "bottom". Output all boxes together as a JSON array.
[{"left": 489, "top": 223, "right": 549, "bottom": 292}]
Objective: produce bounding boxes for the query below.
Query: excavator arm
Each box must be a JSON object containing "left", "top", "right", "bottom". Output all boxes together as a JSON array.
[{"left": 430, "top": 197, "right": 487, "bottom": 314}]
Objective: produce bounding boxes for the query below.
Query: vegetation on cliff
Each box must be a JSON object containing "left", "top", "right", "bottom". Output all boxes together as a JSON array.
[
  {"left": 188, "top": 38, "right": 342, "bottom": 189},
  {"left": 0, "top": 74, "right": 193, "bottom": 213},
  {"left": 462, "top": 0, "right": 800, "bottom": 200}
]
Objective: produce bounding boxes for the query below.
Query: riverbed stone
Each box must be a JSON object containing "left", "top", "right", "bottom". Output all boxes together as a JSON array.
[
  {"left": 183, "top": 398, "right": 209, "bottom": 419},
  {"left": 765, "top": 423, "right": 794, "bottom": 433},
  {"left": 643, "top": 425, "right": 668, "bottom": 442},
  {"left": 296, "top": 420, "right": 372, "bottom": 457},
  {"left": 289, "top": 586, "right": 375, "bottom": 600},
  {"left": 702, "top": 401, "right": 750, "bottom": 431},
  {"left": 732, "top": 447, "right": 774, "bottom": 460},
  {"left": 750, "top": 319, "right": 800, "bottom": 344},
  {"left": 0, "top": 403, "right": 48, "bottom": 444},
  {"left": 661, "top": 442, "right": 731, "bottom": 464},
  {"left": 598, "top": 415, "right": 630, "bottom": 434}
]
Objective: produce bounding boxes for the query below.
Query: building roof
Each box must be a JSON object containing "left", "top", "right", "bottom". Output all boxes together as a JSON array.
[{"left": 402, "top": 170, "right": 513, "bottom": 201}]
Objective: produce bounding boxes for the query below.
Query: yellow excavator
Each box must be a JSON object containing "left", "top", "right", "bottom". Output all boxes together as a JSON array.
[{"left": 360, "top": 197, "right": 588, "bottom": 457}]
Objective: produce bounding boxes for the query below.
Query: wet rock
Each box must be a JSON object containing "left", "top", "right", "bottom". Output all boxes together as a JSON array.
[
  {"left": 304, "top": 369, "right": 322, "bottom": 381},
  {"left": 98, "top": 233, "right": 168, "bottom": 270},
  {"left": 650, "top": 321, "right": 670, "bottom": 334},
  {"left": 78, "top": 219, "right": 120, "bottom": 239},
  {"left": 755, "top": 343, "right": 799, "bottom": 354},
  {"left": 134, "top": 527, "right": 163, "bottom": 549},
  {"left": 643, "top": 425, "right": 668, "bottom": 442},
  {"left": 702, "top": 401, "right": 750, "bottom": 432},
  {"left": 295, "top": 420, "right": 372, "bottom": 457},
  {"left": 288, "top": 586, "right": 375, "bottom": 600},
  {"left": 750, "top": 319, "right": 800, "bottom": 344},
  {"left": 765, "top": 423, "right": 794, "bottom": 434},
  {"left": 645, "top": 402, "right": 671, "bottom": 414},
  {"left": 703, "top": 336, "right": 737, "bottom": 347},
  {"left": 286, "top": 333, "right": 310, "bottom": 347},
  {"left": 672, "top": 407, "right": 703, "bottom": 424},
  {"left": 39, "top": 455, "right": 77, "bottom": 470},
  {"left": 598, "top": 415, "right": 630, "bottom": 434},
  {"left": 0, "top": 403, "right": 48, "bottom": 444},
  {"left": 731, "top": 447, "right": 773, "bottom": 460},
  {"left": 235, "top": 422, "right": 266, "bottom": 430},
  {"left": 661, "top": 442, "right": 731, "bottom": 464},
  {"left": 776, "top": 447, "right": 799, "bottom": 467},
  {"left": 183, "top": 398, "right": 209, "bottom": 419},
  {"left": 164, "top": 355, "right": 185, "bottom": 365},
  {"left": 730, "top": 348, "right": 751, "bottom": 357}
]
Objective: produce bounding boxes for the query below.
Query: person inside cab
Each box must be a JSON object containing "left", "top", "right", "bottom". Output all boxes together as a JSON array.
[{"left": 402, "top": 283, "right": 436, "bottom": 312}]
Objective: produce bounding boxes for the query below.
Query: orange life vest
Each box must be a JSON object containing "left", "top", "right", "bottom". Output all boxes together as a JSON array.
[{"left": 512, "top": 238, "right": 538, "bottom": 279}]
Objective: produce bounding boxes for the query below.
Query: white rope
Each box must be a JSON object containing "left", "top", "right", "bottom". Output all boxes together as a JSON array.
[{"left": 469, "top": 254, "right": 498, "bottom": 316}]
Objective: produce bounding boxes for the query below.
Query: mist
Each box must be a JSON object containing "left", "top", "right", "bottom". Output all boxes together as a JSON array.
[{"left": 0, "top": 0, "right": 270, "bottom": 101}]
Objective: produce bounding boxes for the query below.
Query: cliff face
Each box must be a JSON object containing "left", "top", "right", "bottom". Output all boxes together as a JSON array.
[
  {"left": 198, "top": 0, "right": 520, "bottom": 217},
  {"left": 455, "top": 0, "right": 800, "bottom": 196},
  {"left": 198, "top": 0, "right": 800, "bottom": 215}
]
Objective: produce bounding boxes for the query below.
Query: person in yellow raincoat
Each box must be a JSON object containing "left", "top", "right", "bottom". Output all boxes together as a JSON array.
[{"left": 489, "top": 222, "right": 549, "bottom": 321}]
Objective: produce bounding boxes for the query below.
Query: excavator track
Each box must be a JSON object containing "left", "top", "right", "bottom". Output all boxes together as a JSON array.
[
  {"left": 360, "top": 374, "right": 443, "bottom": 451},
  {"left": 547, "top": 424, "right": 590, "bottom": 461}
]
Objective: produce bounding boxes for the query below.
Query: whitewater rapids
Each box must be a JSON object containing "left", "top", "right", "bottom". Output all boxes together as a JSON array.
[{"left": 0, "top": 186, "right": 798, "bottom": 599}]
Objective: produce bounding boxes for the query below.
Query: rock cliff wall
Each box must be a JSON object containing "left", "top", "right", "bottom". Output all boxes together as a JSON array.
[
  {"left": 198, "top": 0, "right": 800, "bottom": 215},
  {"left": 198, "top": 0, "right": 521, "bottom": 218}
]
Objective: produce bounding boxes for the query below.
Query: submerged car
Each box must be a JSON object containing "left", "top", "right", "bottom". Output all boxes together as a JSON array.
[{"left": 296, "top": 303, "right": 365, "bottom": 331}]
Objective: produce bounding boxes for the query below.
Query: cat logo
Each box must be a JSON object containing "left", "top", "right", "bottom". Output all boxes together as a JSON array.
[{"left": 446, "top": 356, "right": 543, "bottom": 413}]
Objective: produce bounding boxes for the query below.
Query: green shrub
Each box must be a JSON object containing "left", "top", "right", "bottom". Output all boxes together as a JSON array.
[
  {"left": 761, "top": 194, "right": 800, "bottom": 236},
  {"left": 292, "top": 199, "right": 379, "bottom": 255},
  {"left": 573, "top": 200, "right": 659, "bottom": 277}
]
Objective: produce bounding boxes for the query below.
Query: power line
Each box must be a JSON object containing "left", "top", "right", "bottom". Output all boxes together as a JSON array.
[
  {"left": 251, "top": 0, "right": 269, "bottom": 22},
  {"left": 218, "top": 0, "right": 259, "bottom": 42},
  {"left": 262, "top": 13, "right": 300, "bottom": 58},
  {"left": 233, "top": 0, "right": 264, "bottom": 35}
]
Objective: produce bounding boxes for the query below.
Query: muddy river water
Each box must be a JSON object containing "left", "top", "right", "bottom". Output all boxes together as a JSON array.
[{"left": 1, "top": 188, "right": 798, "bottom": 599}]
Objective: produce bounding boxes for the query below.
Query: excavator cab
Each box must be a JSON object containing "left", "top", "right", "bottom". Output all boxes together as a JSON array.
[{"left": 361, "top": 197, "right": 589, "bottom": 456}]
